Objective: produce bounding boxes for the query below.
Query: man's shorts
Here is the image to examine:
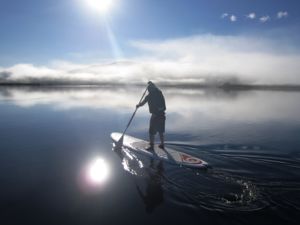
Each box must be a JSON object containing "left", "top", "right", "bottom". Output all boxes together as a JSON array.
[{"left": 149, "top": 113, "right": 166, "bottom": 135}]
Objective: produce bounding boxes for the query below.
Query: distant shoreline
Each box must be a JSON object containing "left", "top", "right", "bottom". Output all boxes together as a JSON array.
[{"left": 1, "top": 83, "right": 300, "bottom": 92}]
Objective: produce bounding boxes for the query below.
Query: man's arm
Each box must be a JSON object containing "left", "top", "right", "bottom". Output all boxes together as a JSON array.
[{"left": 136, "top": 95, "right": 148, "bottom": 108}]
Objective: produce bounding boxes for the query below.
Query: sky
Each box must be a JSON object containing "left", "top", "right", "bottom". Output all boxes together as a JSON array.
[{"left": 0, "top": 0, "right": 300, "bottom": 85}]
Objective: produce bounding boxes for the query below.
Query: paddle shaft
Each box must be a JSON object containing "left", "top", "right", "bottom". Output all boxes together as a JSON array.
[{"left": 120, "top": 86, "right": 148, "bottom": 138}]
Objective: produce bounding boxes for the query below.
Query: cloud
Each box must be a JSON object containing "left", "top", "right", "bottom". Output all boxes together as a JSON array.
[
  {"left": 1, "top": 34, "right": 300, "bottom": 86},
  {"left": 222, "top": 11, "right": 289, "bottom": 23},
  {"left": 246, "top": 13, "right": 256, "bottom": 20},
  {"left": 221, "top": 13, "right": 237, "bottom": 22},
  {"left": 130, "top": 34, "right": 300, "bottom": 85},
  {"left": 277, "top": 11, "right": 288, "bottom": 19},
  {"left": 230, "top": 15, "right": 237, "bottom": 22},
  {"left": 221, "top": 13, "right": 229, "bottom": 19},
  {"left": 259, "top": 15, "right": 271, "bottom": 23}
]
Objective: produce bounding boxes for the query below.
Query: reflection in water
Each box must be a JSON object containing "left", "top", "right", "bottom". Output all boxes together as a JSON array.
[
  {"left": 113, "top": 144, "right": 145, "bottom": 176},
  {"left": 0, "top": 86, "right": 300, "bottom": 224},
  {"left": 113, "top": 146, "right": 164, "bottom": 213},
  {"left": 1, "top": 86, "right": 300, "bottom": 126},
  {"left": 79, "top": 157, "right": 110, "bottom": 193},
  {"left": 112, "top": 143, "right": 262, "bottom": 212},
  {"left": 136, "top": 160, "right": 164, "bottom": 213},
  {"left": 88, "top": 158, "right": 109, "bottom": 184},
  {"left": 2, "top": 86, "right": 300, "bottom": 148}
]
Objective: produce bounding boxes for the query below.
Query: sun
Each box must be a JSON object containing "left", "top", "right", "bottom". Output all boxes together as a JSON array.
[{"left": 86, "top": 0, "right": 114, "bottom": 14}]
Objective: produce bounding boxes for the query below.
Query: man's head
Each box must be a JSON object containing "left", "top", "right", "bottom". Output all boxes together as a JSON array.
[{"left": 147, "top": 81, "right": 157, "bottom": 93}]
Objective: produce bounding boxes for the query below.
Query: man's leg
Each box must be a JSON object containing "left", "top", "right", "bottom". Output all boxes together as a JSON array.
[
  {"left": 159, "top": 132, "right": 164, "bottom": 149},
  {"left": 148, "top": 114, "right": 155, "bottom": 150},
  {"left": 158, "top": 113, "right": 166, "bottom": 149},
  {"left": 149, "top": 133, "right": 155, "bottom": 147}
]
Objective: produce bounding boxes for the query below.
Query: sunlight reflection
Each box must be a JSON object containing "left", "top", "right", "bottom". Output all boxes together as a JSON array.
[
  {"left": 88, "top": 158, "right": 109, "bottom": 183},
  {"left": 78, "top": 156, "right": 111, "bottom": 193},
  {"left": 121, "top": 150, "right": 144, "bottom": 176},
  {"left": 88, "top": 158, "right": 108, "bottom": 183}
]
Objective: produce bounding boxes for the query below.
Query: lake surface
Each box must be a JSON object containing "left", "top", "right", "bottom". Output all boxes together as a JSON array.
[{"left": 0, "top": 86, "right": 299, "bottom": 225}]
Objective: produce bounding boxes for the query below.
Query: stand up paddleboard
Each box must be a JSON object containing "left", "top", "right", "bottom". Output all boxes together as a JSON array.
[{"left": 111, "top": 132, "right": 208, "bottom": 169}]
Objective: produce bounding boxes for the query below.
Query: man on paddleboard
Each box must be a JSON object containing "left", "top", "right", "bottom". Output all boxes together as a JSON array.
[{"left": 136, "top": 81, "right": 166, "bottom": 150}]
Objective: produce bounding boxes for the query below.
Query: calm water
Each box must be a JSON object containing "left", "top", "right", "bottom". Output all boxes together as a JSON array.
[{"left": 0, "top": 86, "right": 299, "bottom": 225}]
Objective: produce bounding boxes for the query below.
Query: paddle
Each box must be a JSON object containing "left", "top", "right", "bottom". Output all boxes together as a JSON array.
[{"left": 115, "top": 86, "right": 148, "bottom": 148}]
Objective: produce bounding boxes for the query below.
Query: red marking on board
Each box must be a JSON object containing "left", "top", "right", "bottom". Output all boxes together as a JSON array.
[{"left": 180, "top": 153, "right": 203, "bottom": 164}]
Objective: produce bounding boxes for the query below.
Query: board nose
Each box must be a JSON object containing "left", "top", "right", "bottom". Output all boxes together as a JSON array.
[{"left": 111, "top": 132, "right": 122, "bottom": 142}]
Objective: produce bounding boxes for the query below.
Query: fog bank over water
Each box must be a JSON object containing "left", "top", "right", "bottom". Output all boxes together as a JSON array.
[
  {"left": 0, "top": 34, "right": 300, "bottom": 86},
  {"left": 1, "top": 87, "right": 299, "bottom": 131}
]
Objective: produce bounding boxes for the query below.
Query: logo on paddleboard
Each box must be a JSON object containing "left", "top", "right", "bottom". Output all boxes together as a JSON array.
[{"left": 180, "top": 153, "right": 203, "bottom": 164}]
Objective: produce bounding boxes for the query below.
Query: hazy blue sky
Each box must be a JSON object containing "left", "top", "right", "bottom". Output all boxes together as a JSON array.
[
  {"left": 0, "top": 0, "right": 300, "bottom": 86},
  {"left": 0, "top": 0, "right": 299, "bottom": 66}
]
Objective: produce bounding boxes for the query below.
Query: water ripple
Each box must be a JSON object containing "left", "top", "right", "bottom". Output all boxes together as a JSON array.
[{"left": 113, "top": 143, "right": 300, "bottom": 213}]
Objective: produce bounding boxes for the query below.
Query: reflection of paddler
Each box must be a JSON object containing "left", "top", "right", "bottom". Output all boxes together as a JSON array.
[{"left": 136, "top": 160, "right": 164, "bottom": 213}]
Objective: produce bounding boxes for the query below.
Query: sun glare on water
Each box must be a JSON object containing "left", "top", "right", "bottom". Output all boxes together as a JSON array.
[
  {"left": 86, "top": 0, "right": 114, "bottom": 13},
  {"left": 88, "top": 158, "right": 109, "bottom": 184}
]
